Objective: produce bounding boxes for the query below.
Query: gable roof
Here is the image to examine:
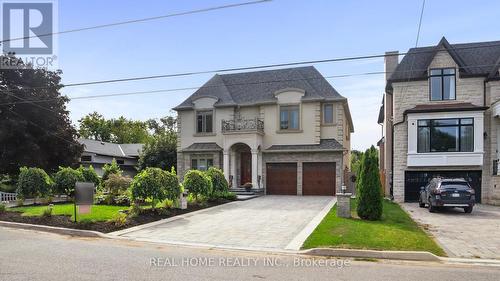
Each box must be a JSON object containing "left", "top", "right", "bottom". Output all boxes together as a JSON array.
[
  {"left": 174, "top": 66, "right": 346, "bottom": 110},
  {"left": 79, "top": 139, "right": 143, "bottom": 158},
  {"left": 388, "top": 37, "right": 500, "bottom": 84}
]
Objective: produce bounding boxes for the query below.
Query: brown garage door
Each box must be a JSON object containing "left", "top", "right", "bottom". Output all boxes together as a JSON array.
[
  {"left": 302, "top": 162, "right": 336, "bottom": 196},
  {"left": 266, "top": 163, "right": 297, "bottom": 195}
]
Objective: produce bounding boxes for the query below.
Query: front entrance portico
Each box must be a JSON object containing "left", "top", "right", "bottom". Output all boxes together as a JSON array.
[{"left": 222, "top": 134, "right": 263, "bottom": 189}]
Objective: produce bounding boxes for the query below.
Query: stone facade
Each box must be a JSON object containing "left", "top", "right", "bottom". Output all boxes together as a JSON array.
[
  {"left": 262, "top": 151, "right": 343, "bottom": 195},
  {"left": 391, "top": 49, "right": 500, "bottom": 205}
]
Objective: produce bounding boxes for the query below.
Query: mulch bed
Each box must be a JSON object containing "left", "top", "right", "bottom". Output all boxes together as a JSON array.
[{"left": 0, "top": 199, "right": 232, "bottom": 233}]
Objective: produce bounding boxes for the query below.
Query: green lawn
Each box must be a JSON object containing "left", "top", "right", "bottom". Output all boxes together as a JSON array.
[
  {"left": 302, "top": 199, "right": 445, "bottom": 256},
  {"left": 9, "top": 204, "right": 129, "bottom": 222}
]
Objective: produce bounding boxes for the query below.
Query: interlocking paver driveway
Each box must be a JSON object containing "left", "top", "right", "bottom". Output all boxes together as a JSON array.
[
  {"left": 402, "top": 203, "right": 500, "bottom": 259},
  {"left": 117, "top": 196, "right": 335, "bottom": 250}
]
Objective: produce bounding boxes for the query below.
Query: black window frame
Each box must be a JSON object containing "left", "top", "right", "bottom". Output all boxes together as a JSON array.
[
  {"left": 429, "top": 68, "right": 456, "bottom": 101},
  {"left": 417, "top": 118, "right": 474, "bottom": 153},
  {"left": 80, "top": 155, "right": 92, "bottom": 162},
  {"left": 279, "top": 105, "right": 300, "bottom": 130},
  {"left": 196, "top": 110, "right": 214, "bottom": 134},
  {"left": 116, "top": 159, "right": 125, "bottom": 165}
]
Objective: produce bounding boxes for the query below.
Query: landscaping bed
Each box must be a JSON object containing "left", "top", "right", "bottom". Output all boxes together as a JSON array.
[
  {"left": 0, "top": 199, "right": 231, "bottom": 233},
  {"left": 302, "top": 199, "right": 446, "bottom": 256}
]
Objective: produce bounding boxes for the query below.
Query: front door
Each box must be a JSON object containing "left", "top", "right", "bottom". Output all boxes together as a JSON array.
[{"left": 240, "top": 152, "right": 252, "bottom": 185}]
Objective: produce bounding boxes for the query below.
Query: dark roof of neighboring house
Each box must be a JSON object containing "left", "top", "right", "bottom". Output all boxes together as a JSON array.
[
  {"left": 174, "top": 66, "right": 346, "bottom": 109},
  {"left": 404, "top": 103, "right": 488, "bottom": 115},
  {"left": 182, "top": 142, "right": 222, "bottom": 152},
  {"left": 388, "top": 37, "right": 500, "bottom": 85},
  {"left": 78, "top": 139, "right": 144, "bottom": 158},
  {"left": 376, "top": 137, "right": 384, "bottom": 147},
  {"left": 265, "top": 139, "right": 344, "bottom": 152}
]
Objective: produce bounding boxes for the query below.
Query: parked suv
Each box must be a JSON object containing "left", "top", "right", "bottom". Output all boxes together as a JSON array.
[{"left": 419, "top": 178, "right": 475, "bottom": 213}]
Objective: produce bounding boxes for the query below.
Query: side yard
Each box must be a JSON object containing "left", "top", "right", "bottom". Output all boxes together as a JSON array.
[{"left": 302, "top": 199, "right": 445, "bottom": 256}]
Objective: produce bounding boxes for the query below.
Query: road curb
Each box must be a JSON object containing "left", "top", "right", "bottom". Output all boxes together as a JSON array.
[
  {"left": 0, "top": 220, "right": 110, "bottom": 238},
  {"left": 301, "top": 248, "right": 442, "bottom": 262}
]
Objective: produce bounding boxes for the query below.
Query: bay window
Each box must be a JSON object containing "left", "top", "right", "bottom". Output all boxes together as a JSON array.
[
  {"left": 191, "top": 157, "right": 213, "bottom": 171},
  {"left": 417, "top": 118, "right": 474, "bottom": 153}
]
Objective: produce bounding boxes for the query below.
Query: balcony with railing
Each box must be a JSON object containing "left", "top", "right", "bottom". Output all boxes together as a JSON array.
[{"left": 221, "top": 118, "right": 264, "bottom": 134}]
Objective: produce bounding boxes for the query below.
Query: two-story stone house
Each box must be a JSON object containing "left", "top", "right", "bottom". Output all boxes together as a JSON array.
[
  {"left": 378, "top": 37, "right": 500, "bottom": 205},
  {"left": 174, "top": 66, "right": 354, "bottom": 195}
]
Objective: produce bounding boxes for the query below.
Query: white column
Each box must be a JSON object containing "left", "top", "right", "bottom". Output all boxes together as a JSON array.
[
  {"left": 251, "top": 149, "right": 258, "bottom": 189},
  {"left": 223, "top": 150, "right": 230, "bottom": 182},
  {"left": 230, "top": 150, "right": 237, "bottom": 188}
]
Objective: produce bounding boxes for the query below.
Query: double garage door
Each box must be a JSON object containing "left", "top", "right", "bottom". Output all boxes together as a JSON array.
[{"left": 266, "top": 162, "right": 335, "bottom": 196}]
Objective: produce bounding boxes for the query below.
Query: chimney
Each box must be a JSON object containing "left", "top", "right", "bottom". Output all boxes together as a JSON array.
[{"left": 384, "top": 51, "right": 399, "bottom": 82}]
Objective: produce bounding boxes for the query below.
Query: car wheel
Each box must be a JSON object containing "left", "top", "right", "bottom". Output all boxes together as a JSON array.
[
  {"left": 464, "top": 206, "right": 473, "bottom": 213},
  {"left": 418, "top": 196, "right": 425, "bottom": 208},
  {"left": 428, "top": 198, "right": 436, "bottom": 213}
]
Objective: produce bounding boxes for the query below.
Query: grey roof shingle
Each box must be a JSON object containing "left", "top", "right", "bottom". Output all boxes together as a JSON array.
[
  {"left": 174, "top": 66, "right": 346, "bottom": 110},
  {"left": 182, "top": 142, "right": 222, "bottom": 152},
  {"left": 389, "top": 37, "right": 500, "bottom": 83},
  {"left": 78, "top": 139, "right": 143, "bottom": 158},
  {"left": 265, "top": 139, "right": 344, "bottom": 152}
]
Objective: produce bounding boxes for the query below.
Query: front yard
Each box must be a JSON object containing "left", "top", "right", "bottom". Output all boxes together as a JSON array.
[
  {"left": 302, "top": 199, "right": 446, "bottom": 256},
  {"left": 0, "top": 200, "right": 231, "bottom": 233}
]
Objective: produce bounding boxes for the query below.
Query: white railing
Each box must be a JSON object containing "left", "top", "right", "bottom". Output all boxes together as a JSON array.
[{"left": 0, "top": 192, "right": 17, "bottom": 203}]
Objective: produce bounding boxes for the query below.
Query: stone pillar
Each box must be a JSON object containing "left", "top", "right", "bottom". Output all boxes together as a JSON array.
[
  {"left": 223, "top": 150, "right": 230, "bottom": 182},
  {"left": 230, "top": 150, "right": 237, "bottom": 188},
  {"left": 337, "top": 192, "right": 352, "bottom": 218},
  {"left": 251, "top": 149, "right": 258, "bottom": 189}
]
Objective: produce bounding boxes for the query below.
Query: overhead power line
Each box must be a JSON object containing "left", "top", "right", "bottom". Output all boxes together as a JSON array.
[
  {"left": 2, "top": 41, "right": 500, "bottom": 96},
  {"left": 0, "top": 0, "right": 271, "bottom": 44},
  {"left": 1, "top": 62, "right": 499, "bottom": 107}
]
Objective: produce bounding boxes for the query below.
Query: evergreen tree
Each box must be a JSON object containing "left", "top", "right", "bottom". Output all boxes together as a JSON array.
[{"left": 356, "top": 146, "right": 383, "bottom": 220}]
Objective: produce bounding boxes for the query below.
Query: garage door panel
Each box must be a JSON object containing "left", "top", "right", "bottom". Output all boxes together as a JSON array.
[
  {"left": 404, "top": 171, "right": 482, "bottom": 203},
  {"left": 266, "top": 163, "right": 297, "bottom": 195},
  {"left": 303, "top": 162, "right": 336, "bottom": 196}
]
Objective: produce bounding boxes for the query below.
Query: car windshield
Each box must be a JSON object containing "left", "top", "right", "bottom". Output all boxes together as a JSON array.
[{"left": 441, "top": 182, "right": 470, "bottom": 190}]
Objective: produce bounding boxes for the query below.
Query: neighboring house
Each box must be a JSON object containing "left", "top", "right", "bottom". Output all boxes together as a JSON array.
[
  {"left": 174, "top": 66, "right": 354, "bottom": 196},
  {"left": 378, "top": 37, "right": 500, "bottom": 205},
  {"left": 78, "top": 139, "right": 144, "bottom": 177}
]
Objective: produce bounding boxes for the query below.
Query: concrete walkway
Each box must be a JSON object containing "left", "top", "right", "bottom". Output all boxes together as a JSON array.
[
  {"left": 402, "top": 203, "right": 500, "bottom": 259},
  {"left": 113, "top": 196, "right": 336, "bottom": 251}
]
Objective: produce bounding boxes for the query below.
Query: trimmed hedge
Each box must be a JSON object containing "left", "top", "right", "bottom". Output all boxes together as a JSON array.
[
  {"left": 205, "top": 167, "right": 228, "bottom": 194},
  {"left": 53, "top": 167, "right": 84, "bottom": 197},
  {"left": 16, "top": 167, "right": 52, "bottom": 200},
  {"left": 183, "top": 170, "right": 212, "bottom": 198},
  {"left": 130, "top": 167, "right": 180, "bottom": 209}
]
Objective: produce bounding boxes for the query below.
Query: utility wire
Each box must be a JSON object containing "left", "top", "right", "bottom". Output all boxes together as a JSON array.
[
  {"left": 2, "top": 42, "right": 500, "bottom": 95},
  {"left": 0, "top": 0, "right": 271, "bottom": 44},
  {"left": 1, "top": 62, "right": 499, "bottom": 107}
]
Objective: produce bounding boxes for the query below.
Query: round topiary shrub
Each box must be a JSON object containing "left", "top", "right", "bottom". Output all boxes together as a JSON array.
[
  {"left": 183, "top": 170, "right": 212, "bottom": 198},
  {"left": 164, "top": 167, "right": 181, "bottom": 202},
  {"left": 78, "top": 165, "right": 101, "bottom": 188},
  {"left": 53, "top": 167, "right": 84, "bottom": 197},
  {"left": 130, "top": 167, "right": 168, "bottom": 209},
  {"left": 16, "top": 167, "right": 53, "bottom": 202},
  {"left": 205, "top": 167, "right": 228, "bottom": 194}
]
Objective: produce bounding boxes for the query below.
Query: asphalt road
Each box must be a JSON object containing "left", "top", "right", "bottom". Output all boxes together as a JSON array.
[{"left": 0, "top": 227, "right": 499, "bottom": 281}]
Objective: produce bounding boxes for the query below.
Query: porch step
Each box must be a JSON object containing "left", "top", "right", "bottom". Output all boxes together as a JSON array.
[
  {"left": 229, "top": 188, "right": 264, "bottom": 196},
  {"left": 236, "top": 194, "right": 262, "bottom": 201}
]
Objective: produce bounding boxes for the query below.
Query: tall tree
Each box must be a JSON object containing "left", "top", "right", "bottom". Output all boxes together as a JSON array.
[
  {"left": 78, "top": 111, "right": 112, "bottom": 142},
  {"left": 0, "top": 54, "right": 83, "bottom": 176},
  {"left": 139, "top": 115, "right": 177, "bottom": 170}
]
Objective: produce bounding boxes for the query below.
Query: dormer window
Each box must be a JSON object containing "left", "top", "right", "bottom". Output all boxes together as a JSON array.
[
  {"left": 430, "top": 68, "right": 456, "bottom": 101},
  {"left": 196, "top": 110, "right": 213, "bottom": 133}
]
